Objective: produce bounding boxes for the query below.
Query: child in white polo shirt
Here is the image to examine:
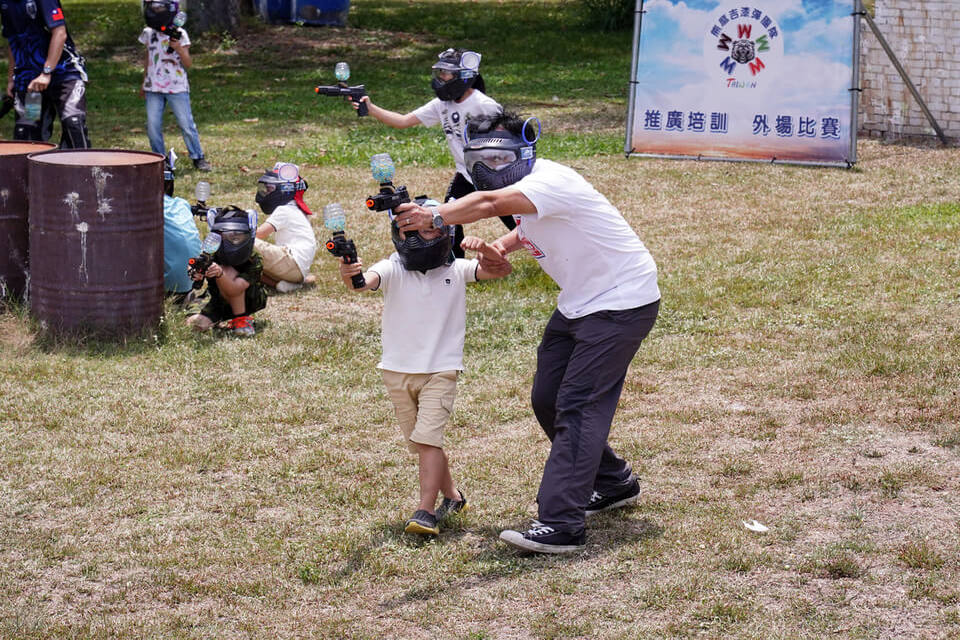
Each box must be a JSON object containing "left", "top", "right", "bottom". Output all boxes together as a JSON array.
[{"left": 337, "top": 216, "right": 511, "bottom": 535}]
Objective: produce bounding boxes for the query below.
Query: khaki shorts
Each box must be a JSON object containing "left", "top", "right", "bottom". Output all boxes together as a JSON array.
[
  {"left": 381, "top": 369, "right": 459, "bottom": 453},
  {"left": 254, "top": 239, "right": 303, "bottom": 283}
]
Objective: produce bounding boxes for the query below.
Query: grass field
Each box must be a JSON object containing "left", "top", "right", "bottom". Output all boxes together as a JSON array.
[{"left": 2, "top": 1, "right": 960, "bottom": 638}]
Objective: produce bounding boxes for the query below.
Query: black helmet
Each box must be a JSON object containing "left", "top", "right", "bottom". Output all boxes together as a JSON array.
[
  {"left": 208, "top": 206, "right": 257, "bottom": 267},
  {"left": 431, "top": 48, "right": 481, "bottom": 102},
  {"left": 255, "top": 162, "right": 308, "bottom": 215},
  {"left": 143, "top": 0, "right": 178, "bottom": 30},
  {"left": 391, "top": 199, "right": 454, "bottom": 271},
  {"left": 463, "top": 115, "right": 540, "bottom": 191}
]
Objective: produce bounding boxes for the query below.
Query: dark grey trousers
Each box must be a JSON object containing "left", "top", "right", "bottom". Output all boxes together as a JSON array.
[{"left": 531, "top": 299, "right": 659, "bottom": 533}]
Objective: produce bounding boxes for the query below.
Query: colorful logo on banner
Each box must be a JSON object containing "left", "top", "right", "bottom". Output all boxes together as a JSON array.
[{"left": 703, "top": 6, "right": 784, "bottom": 90}]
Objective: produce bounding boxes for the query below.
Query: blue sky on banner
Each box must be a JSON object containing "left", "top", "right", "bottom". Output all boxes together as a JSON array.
[{"left": 638, "top": 0, "right": 854, "bottom": 114}]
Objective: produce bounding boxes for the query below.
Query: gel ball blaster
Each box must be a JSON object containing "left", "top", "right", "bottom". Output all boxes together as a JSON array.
[
  {"left": 315, "top": 62, "right": 368, "bottom": 117},
  {"left": 0, "top": 94, "right": 13, "bottom": 120},
  {"left": 187, "top": 232, "right": 222, "bottom": 289},
  {"left": 365, "top": 153, "right": 417, "bottom": 234},
  {"left": 323, "top": 202, "right": 365, "bottom": 289},
  {"left": 191, "top": 180, "right": 212, "bottom": 218},
  {"left": 162, "top": 11, "right": 187, "bottom": 52}
]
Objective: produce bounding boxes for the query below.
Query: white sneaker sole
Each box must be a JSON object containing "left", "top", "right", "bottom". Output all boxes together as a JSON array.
[
  {"left": 585, "top": 491, "right": 640, "bottom": 517},
  {"left": 499, "top": 530, "right": 584, "bottom": 554}
]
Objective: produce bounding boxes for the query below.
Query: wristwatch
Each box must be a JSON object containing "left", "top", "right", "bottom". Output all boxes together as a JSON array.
[
  {"left": 42, "top": 65, "right": 53, "bottom": 75},
  {"left": 429, "top": 206, "right": 444, "bottom": 229}
]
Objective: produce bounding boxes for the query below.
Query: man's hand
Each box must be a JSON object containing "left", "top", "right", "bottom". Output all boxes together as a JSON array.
[
  {"left": 394, "top": 201, "right": 431, "bottom": 233},
  {"left": 27, "top": 73, "right": 50, "bottom": 92},
  {"left": 205, "top": 263, "right": 223, "bottom": 279}
]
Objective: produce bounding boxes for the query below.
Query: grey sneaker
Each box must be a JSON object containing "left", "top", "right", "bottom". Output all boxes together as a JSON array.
[
  {"left": 585, "top": 478, "right": 641, "bottom": 516},
  {"left": 404, "top": 509, "right": 439, "bottom": 536},
  {"left": 435, "top": 490, "right": 468, "bottom": 522},
  {"left": 193, "top": 157, "right": 212, "bottom": 172},
  {"left": 275, "top": 280, "right": 303, "bottom": 293},
  {"left": 500, "top": 520, "right": 585, "bottom": 554}
]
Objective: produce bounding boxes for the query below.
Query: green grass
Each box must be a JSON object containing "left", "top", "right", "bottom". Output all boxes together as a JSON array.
[{"left": 3, "top": 0, "right": 960, "bottom": 638}]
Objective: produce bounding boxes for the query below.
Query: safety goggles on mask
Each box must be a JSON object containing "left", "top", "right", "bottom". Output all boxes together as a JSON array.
[
  {"left": 463, "top": 146, "right": 523, "bottom": 176},
  {"left": 432, "top": 68, "right": 457, "bottom": 83},
  {"left": 256, "top": 182, "right": 276, "bottom": 198},
  {"left": 221, "top": 230, "right": 251, "bottom": 246}
]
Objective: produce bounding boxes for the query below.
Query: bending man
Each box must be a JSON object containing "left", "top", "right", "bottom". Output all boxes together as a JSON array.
[{"left": 395, "top": 111, "right": 661, "bottom": 554}]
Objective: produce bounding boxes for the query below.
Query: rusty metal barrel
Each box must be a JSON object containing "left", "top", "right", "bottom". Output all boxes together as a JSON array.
[
  {"left": 28, "top": 149, "right": 165, "bottom": 334},
  {"left": 0, "top": 141, "right": 57, "bottom": 300}
]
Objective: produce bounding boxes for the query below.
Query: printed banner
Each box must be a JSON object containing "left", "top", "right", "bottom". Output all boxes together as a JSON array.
[{"left": 628, "top": 0, "right": 856, "bottom": 165}]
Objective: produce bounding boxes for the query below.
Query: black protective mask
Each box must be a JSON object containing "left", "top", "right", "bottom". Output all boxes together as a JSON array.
[
  {"left": 432, "top": 75, "right": 473, "bottom": 102},
  {"left": 391, "top": 222, "right": 453, "bottom": 272},
  {"left": 255, "top": 186, "right": 293, "bottom": 216},
  {"left": 464, "top": 131, "right": 536, "bottom": 191},
  {"left": 210, "top": 207, "right": 255, "bottom": 267},
  {"left": 144, "top": 1, "right": 177, "bottom": 29}
]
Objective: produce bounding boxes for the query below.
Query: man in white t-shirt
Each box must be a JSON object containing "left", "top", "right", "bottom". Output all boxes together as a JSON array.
[
  {"left": 253, "top": 162, "right": 318, "bottom": 293},
  {"left": 352, "top": 47, "right": 514, "bottom": 256},
  {"left": 395, "top": 112, "right": 661, "bottom": 554},
  {"left": 337, "top": 212, "right": 511, "bottom": 537}
]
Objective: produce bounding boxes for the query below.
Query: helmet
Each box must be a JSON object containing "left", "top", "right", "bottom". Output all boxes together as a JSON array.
[
  {"left": 255, "top": 162, "right": 311, "bottom": 215},
  {"left": 431, "top": 48, "right": 481, "bottom": 102},
  {"left": 143, "top": 0, "right": 179, "bottom": 30},
  {"left": 463, "top": 117, "right": 540, "bottom": 191},
  {"left": 391, "top": 199, "right": 454, "bottom": 271},
  {"left": 209, "top": 206, "right": 257, "bottom": 267}
]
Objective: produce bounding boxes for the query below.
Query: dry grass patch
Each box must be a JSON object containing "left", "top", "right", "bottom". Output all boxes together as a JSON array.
[{"left": 2, "top": 140, "right": 960, "bottom": 639}]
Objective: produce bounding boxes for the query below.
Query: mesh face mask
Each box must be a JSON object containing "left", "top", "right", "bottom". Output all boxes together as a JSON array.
[
  {"left": 430, "top": 49, "right": 481, "bottom": 101},
  {"left": 210, "top": 208, "right": 256, "bottom": 266},
  {"left": 255, "top": 162, "right": 308, "bottom": 215},
  {"left": 391, "top": 222, "right": 455, "bottom": 271},
  {"left": 463, "top": 117, "right": 540, "bottom": 190},
  {"left": 464, "top": 133, "right": 535, "bottom": 191},
  {"left": 144, "top": 0, "right": 178, "bottom": 29}
]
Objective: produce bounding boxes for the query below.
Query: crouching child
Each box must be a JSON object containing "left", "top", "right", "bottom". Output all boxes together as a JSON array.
[
  {"left": 186, "top": 208, "right": 267, "bottom": 337},
  {"left": 337, "top": 212, "right": 511, "bottom": 535}
]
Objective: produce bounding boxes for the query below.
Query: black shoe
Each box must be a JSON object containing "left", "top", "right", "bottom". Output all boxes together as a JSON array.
[
  {"left": 404, "top": 509, "right": 439, "bottom": 535},
  {"left": 499, "top": 520, "right": 585, "bottom": 554},
  {"left": 585, "top": 477, "right": 641, "bottom": 516},
  {"left": 193, "top": 157, "right": 212, "bottom": 172},
  {"left": 435, "top": 490, "right": 468, "bottom": 522}
]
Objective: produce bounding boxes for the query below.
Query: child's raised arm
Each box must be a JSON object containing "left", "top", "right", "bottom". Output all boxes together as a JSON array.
[
  {"left": 461, "top": 235, "right": 511, "bottom": 280},
  {"left": 354, "top": 96, "right": 420, "bottom": 128}
]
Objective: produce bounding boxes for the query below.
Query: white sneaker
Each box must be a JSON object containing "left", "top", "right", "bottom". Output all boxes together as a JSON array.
[{"left": 275, "top": 280, "right": 302, "bottom": 293}]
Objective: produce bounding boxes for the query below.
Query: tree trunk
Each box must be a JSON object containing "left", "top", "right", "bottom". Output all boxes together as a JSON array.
[{"left": 189, "top": 0, "right": 241, "bottom": 34}]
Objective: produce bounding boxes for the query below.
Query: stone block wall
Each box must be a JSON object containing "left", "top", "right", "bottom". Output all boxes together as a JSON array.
[{"left": 859, "top": 1, "right": 960, "bottom": 143}]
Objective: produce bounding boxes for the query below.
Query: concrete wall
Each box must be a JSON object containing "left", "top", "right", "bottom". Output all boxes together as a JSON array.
[{"left": 859, "top": 1, "right": 960, "bottom": 143}]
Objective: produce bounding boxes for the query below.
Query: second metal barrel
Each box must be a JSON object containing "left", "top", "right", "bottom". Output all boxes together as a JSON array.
[
  {"left": 0, "top": 141, "right": 57, "bottom": 300},
  {"left": 28, "top": 149, "right": 164, "bottom": 334}
]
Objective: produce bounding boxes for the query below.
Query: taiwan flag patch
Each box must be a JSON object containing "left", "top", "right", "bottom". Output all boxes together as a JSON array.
[{"left": 50, "top": 7, "right": 64, "bottom": 20}]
